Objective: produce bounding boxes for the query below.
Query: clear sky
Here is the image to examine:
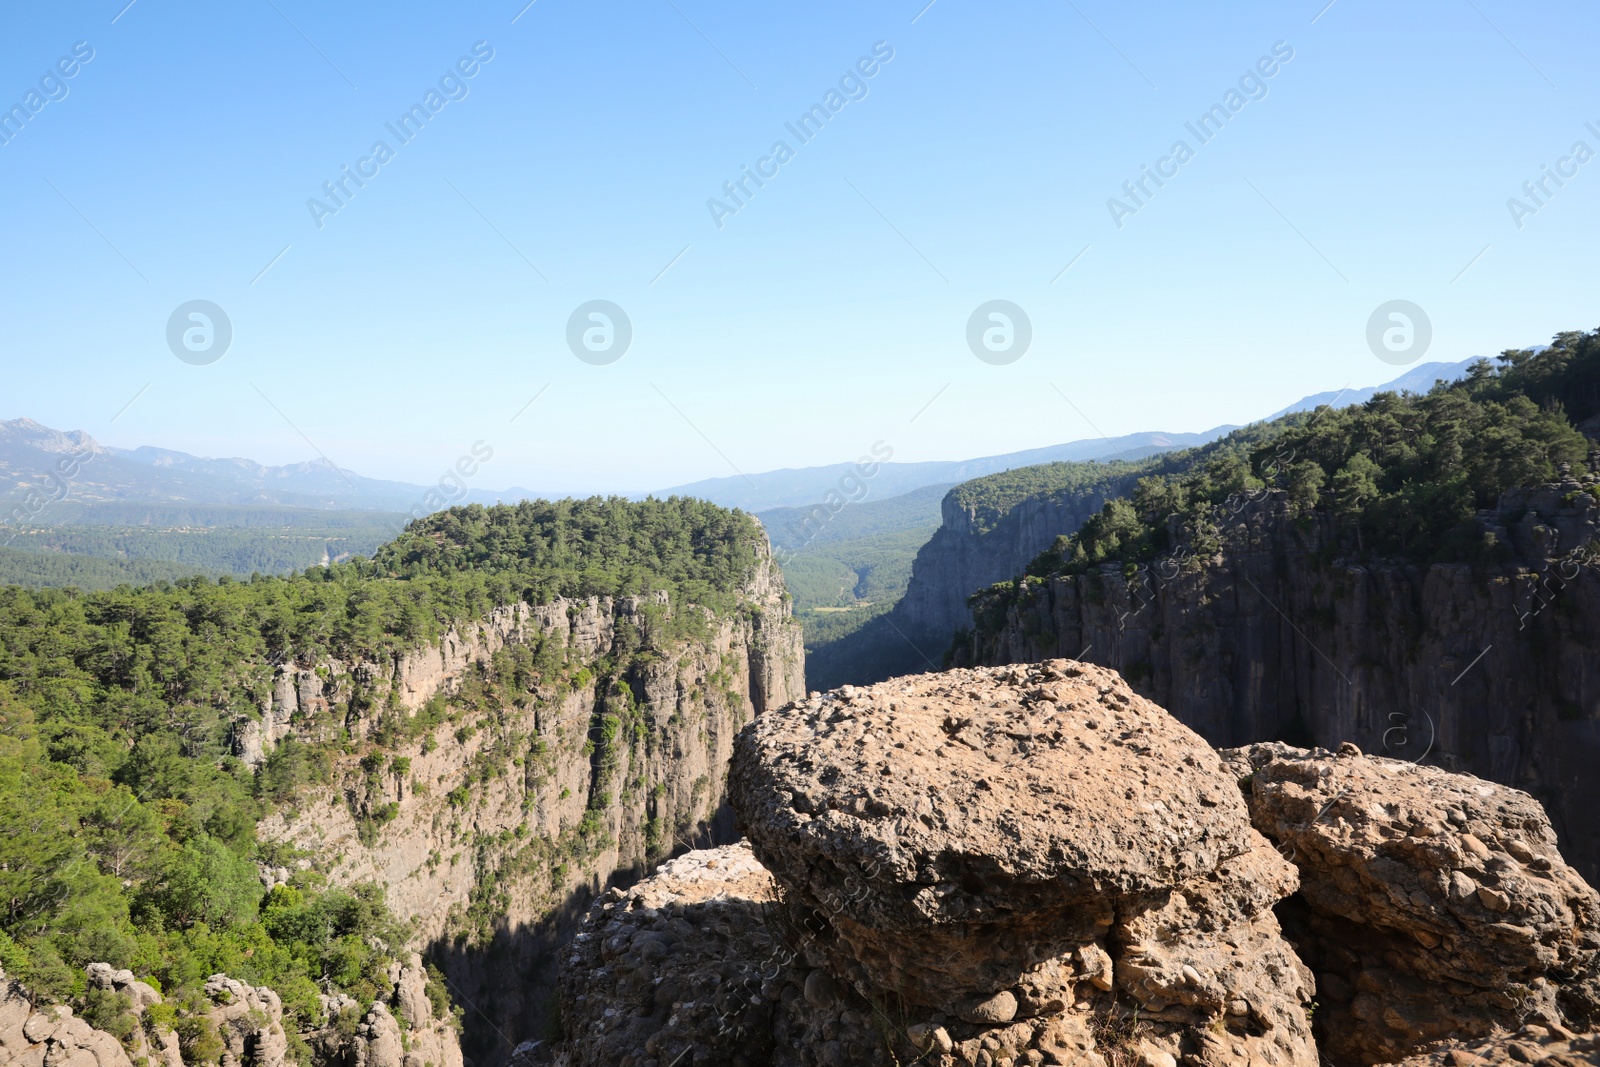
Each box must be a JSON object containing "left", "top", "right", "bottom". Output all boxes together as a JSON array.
[{"left": 2, "top": 0, "right": 1596, "bottom": 495}]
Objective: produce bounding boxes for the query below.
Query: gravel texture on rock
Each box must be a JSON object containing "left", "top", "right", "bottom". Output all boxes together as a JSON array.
[
  {"left": 728, "top": 660, "right": 1258, "bottom": 1010},
  {"left": 725, "top": 661, "right": 1318, "bottom": 1066},
  {"left": 1392, "top": 1024, "right": 1600, "bottom": 1067},
  {"left": 1228, "top": 742, "right": 1600, "bottom": 1064},
  {"left": 552, "top": 843, "right": 791, "bottom": 1067}
]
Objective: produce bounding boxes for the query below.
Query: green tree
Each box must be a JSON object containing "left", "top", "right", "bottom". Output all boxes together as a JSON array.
[
  {"left": 1330, "top": 453, "right": 1382, "bottom": 550},
  {"left": 143, "top": 837, "right": 261, "bottom": 931}
]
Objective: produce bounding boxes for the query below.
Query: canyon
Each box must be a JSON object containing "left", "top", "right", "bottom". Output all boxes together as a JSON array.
[{"left": 244, "top": 550, "right": 803, "bottom": 1063}]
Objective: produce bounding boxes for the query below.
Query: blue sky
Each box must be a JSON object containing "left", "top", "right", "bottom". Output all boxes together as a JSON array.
[{"left": 2, "top": 0, "right": 1596, "bottom": 494}]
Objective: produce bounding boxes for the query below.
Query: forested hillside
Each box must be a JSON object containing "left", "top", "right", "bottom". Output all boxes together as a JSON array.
[
  {"left": 1008, "top": 338, "right": 1592, "bottom": 590},
  {"left": 0, "top": 498, "right": 798, "bottom": 1060},
  {"left": 961, "top": 331, "right": 1600, "bottom": 879},
  {"left": 0, "top": 506, "right": 403, "bottom": 591}
]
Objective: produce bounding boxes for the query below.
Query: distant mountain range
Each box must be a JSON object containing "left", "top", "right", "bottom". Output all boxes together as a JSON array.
[
  {"left": 1266, "top": 359, "right": 1478, "bottom": 420},
  {"left": 663, "top": 430, "right": 1235, "bottom": 513},
  {"left": 0, "top": 418, "right": 527, "bottom": 520},
  {"left": 667, "top": 359, "right": 1486, "bottom": 511},
  {"left": 1, "top": 357, "right": 1487, "bottom": 522}
]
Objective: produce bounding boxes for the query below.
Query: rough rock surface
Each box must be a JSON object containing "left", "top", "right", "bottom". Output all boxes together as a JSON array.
[
  {"left": 552, "top": 843, "right": 787, "bottom": 1067},
  {"left": 1226, "top": 743, "right": 1600, "bottom": 1064},
  {"left": 1392, "top": 1026, "right": 1600, "bottom": 1067},
  {"left": 549, "top": 838, "right": 1319, "bottom": 1067},
  {"left": 724, "top": 661, "right": 1318, "bottom": 1066},
  {"left": 310, "top": 954, "right": 465, "bottom": 1067},
  {"left": 547, "top": 662, "right": 1600, "bottom": 1066},
  {"left": 732, "top": 660, "right": 1257, "bottom": 1005},
  {"left": 0, "top": 973, "right": 133, "bottom": 1067},
  {"left": 202, "top": 974, "right": 290, "bottom": 1067}
]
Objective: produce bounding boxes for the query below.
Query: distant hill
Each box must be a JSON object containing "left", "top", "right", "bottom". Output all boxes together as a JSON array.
[
  {"left": 663, "top": 430, "right": 1233, "bottom": 512},
  {"left": 758, "top": 481, "right": 951, "bottom": 555},
  {"left": 664, "top": 359, "right": 1491, "bottom": 513},
  {"left": 755, "top": 482, "right": 949, "bottom": 610},
  {"left": 0, "top": 418, "right": 532, "bottom": 517},
  {"left": 1267, "top": 358, "right": 1479, "bottom": 419},
  {"left": 0, "top": 543, "right": 228, "bottom": 591}
]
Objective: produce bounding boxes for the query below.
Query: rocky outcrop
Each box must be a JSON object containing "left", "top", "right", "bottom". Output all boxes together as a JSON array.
[
  {"left": 549, "top": 661, "right": 1600, "bottom": 1066},
  {"left": 551, "top": 843, "right": 783, "bottom": 1067},
  {"left": 1224, "top": 742, "right": 1600, "bottom": 1064},
  {"left": 712, "top": 661, "right": 1317, "bottom": 1066},
  {"left": 1, "top": 972, "right": 133, "bottom": 1067},
  {"left": 895, "top": 477, "right": 1133, "bottom": 650},
  {"left": 256, "top": 549, "right": 805, "bottom": 1063},
  {"left": 81, "top": 964, "right": 181, "bottom": 1067},
  {"left": 1, "top": 959, "right": 466, "bottom": 1067},
  {"left": 962, "top": 483, "right": 1600, "bottom": 882},
  {"left": 199, "top": 975, "right": 290, "bottom": 1067}
]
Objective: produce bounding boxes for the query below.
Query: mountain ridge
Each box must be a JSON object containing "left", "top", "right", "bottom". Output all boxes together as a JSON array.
[{"left": 2, "top": 357, "right": 1485, "bottom": 519}]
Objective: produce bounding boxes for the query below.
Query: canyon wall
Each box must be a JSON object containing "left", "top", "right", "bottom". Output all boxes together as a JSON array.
[
  {"left": 959, "top": 482, "right": 1600, "bottom": 882},
  {"left": 895, "top": 477, "right": 1132, "bottom": 645},
  {"left": 806, "top": 475, "right": 1136, "bottom": 691},
  {"left": 251, "top": 551, "right": 805, "bottom": 1064}
]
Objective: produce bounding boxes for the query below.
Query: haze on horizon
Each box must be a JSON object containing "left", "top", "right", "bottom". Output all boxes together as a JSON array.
[{"left": 3, "top": 0, "right": 1596, "bottom": 495}]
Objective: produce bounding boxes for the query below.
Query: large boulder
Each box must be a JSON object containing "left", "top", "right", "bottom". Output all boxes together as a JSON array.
[
  {"left": 728, "top": 661, "right": 1319, "bottom": 1066},
  {"left": 552, "top": 843, "right": 799, "bottom": 1067},
  {"left": 1227, "top": 743, "right": 1600, "bottom": 1063}
]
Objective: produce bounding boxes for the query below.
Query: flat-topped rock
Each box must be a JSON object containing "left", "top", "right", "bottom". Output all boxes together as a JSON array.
[
  {"left": 731, "top": 660, "right": 1254, "bottom": 931},
  {"left": 730, "top": 662, "right": 1265, "bottom": 1014}
]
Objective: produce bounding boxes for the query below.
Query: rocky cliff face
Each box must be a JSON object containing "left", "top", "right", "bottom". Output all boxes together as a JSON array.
[
  {"left": 253, "top": 551, "right": 804, "bottom": 1064},
  {"left": 1, "top": 959, "right": 462, "bottom": 1067},
  {"left": 542, "top": 661, "right": 1600, "bottom": 1067},
  {"left": 960, "top": 483, "right": 1600, "bottom": 883},
  {"left": 805, "top": 478, "right": 1131, "bottom": 692},
  {"left": 893, "top": 479, "right": 1130, "bottom": 652}
]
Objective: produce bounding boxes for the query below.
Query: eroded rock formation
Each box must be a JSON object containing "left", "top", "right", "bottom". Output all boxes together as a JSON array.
[
  {"left": 1224, "top": 742, "right": 1600, "bottom": 1063},
  {"left": 256, "top": 550, "right": 804, "bottom": 1061},
  {"left": 1, "top": 972, "right": 134, "bottom": 1067},
  {"left": 729, "top": 661, "right": 1317, "bottom": 1066},
  {"left": 2, "top": 958, "right": 466, "bottom": 1067},
  {"left": 546, "top": 661, "right": 1600, "bottom": 1066}
]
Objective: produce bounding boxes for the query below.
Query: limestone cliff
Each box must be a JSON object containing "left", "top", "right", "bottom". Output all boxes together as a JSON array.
[
  {"left": 253, "top": 550, "right": 804, "bottom": 1063},
  {"left": 895, "top": 476, "right": 1133, "bottom": 648},
  {"left": 809, "top": 470, "right": 1133, "bottom": 690},
  {"left": 959, "top": 482, "right": 1600, "bottom": 882}
]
